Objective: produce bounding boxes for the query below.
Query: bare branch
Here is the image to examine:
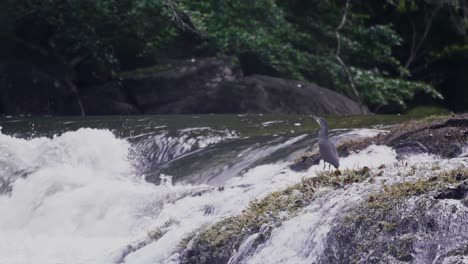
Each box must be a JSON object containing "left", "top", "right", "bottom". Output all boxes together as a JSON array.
[
  {"left": 165, "top": 0, "right": 200, "bottom": 34},
  {"left": 403, "top": 4, "right": 441, "bottom": 70},
  {"left": 408, "top": 21, "right": 417, "bottom": 66},
  {"left": 69, "top": 53, "right": 91, "bottom": 67},
  {"left": 64, "top": 78, "right": 86, "bottom": 117},
  {"left": 335, "top": 0, "right": 362, "bottom": 107}
]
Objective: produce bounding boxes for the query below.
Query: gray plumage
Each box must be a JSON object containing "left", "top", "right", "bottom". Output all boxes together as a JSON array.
[{"left": 312, "top": 116, "right": 339, "bottom": 169}]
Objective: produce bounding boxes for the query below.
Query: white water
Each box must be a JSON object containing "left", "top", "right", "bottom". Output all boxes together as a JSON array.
[
  {"left": 246, "top": 154, "right": 468, "bottom": 264},
  {"left": 0, "top": 128, "right": 465, "bottom": 264},
  {"left": 131, "top": 128, "right": 237, "bottom": 165},
  {"left": 0, "top": 129, "right": 164, "bottom": 263}
]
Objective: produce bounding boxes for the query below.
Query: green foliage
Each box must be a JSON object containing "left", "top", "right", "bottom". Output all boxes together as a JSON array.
[
  {"left": 177, "top": 0, "right": 441, "bottom": 109},
  {"left": 353, "top": 68, "right": 442, "bottom": 107},
  {"left": 178, "top": 0, "right": 308, "bottom": 79},
  {"left": 2, "top": 0, "right": 449, "bottom": 110},
  {"left": 8, "top": 0, "right": 180, "bottom": 71}
]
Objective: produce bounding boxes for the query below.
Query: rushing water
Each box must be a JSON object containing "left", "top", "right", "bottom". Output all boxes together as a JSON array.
[{"left": 0, "top": 115, "right": 466, "bottom": 264}]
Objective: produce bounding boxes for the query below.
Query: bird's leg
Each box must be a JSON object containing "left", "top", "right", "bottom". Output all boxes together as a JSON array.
[
  {"left": 328, "top": 163, "right": 331, "bottom": 172},
  {"left": 323, "top": 161, "right": 326, "bottom": 171}
]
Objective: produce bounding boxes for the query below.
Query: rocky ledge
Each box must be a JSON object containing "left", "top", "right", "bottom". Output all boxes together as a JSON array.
[
  {"left": 291, "top": 114, "right": 468, "bottom": 171},
  {"left": 0, "top": 58, "right": 368, "bottom": 115},
  {"left": 322, "top": 166, "right": 468, "bottom": 264}
]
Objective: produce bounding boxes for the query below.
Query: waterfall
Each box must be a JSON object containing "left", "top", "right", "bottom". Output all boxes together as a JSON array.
[{"left": 0, "top": 123, "right": 466, "bottom": 264}]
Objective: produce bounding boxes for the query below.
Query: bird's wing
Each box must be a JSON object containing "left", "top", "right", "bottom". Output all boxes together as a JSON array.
[
  {"left": 329, "top": 140, "right": 338, "bottom": 157},
  {"left": 319, "top": 140, "right": 339, "bottom": 167},
  {"left": 329, "top": 141, "right": 340, "bottom": 167}
]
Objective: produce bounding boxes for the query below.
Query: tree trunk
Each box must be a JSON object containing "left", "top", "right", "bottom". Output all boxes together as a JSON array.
[
  {"left": 335, "top": 0, "right": 363, "bottom": 109},
  {"left": 64, "top": 77, "right": 85, "bottom": 117}
]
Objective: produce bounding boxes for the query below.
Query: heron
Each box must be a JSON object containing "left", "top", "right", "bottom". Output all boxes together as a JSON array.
[{"left": 312, "top": 116, "right": 339, "bottom": 170}]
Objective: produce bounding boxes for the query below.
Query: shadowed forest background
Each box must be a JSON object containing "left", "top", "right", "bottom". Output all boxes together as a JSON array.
[{"left": 0, "top": 0, "right": 467, "bottom": 115}]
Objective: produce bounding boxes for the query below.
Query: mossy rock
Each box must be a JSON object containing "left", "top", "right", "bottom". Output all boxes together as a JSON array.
[
  {"left": 406, "top": 106, "right": 450, "bottom": 117},
  {"left": 291, "top": 114, "right": 468, "bottom": 172},
  {"left": 178, "top": 168, "right": 379, "bottom": 264},
  {"left": 321, "top": 167, "right": 468, "bottom": 264},
  {"left": 433, "top": 244, "right": 468, "bottom": 264},
  {"left": 178, "top": 178, "right": 316, "bottom": 264}
]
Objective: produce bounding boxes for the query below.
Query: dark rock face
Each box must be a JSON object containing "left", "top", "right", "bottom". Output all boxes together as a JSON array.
[
  {"left": 201, "top": 75, "right": 369, "bottom": 115},
  {"left": 122, "top": 59, "right": 368, "bottom": 115},
  {"left": 0, "top": 57, "right": 367, "bottom": 115},
  {"left": 122, "top": 58, "right": 239, "bottom": 114},
  {"left": 384, "top": 118, "right": 468, "bottom": 158}
]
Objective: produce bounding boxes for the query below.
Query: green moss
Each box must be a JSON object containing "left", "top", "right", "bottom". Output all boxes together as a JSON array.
[
  {"left": 344, "top": 166, "right": 468, "bottom": 236},
  {"left": 181, "top": 165, "right": 468, "bottom": 264},
  {"left": 330, "top": 166, "right": 468, "bottom": 263},
  {"left": 117, "top": 218, "right": 179, "bottom": 263},
  {"left": 148, "top": 218, "right": 178, "bottom": 240},
  {"left": 431, "top": 163, "right": 442, "bottom": 171},
  {"left": 378, "top": 221, "right": 396, "bottom": 232},
  {"left": 179, "top": 167, "right": 381, "bottom": 264},
  {"left": 344, "top": 166, "right": 467, "bottom": 229},
  {"left": 371, "top": 166, "right": 466, "bottom": 202},
  {"left": 406, "top": 106, "right": 450, "bottom": 117},
  {"left": 343, "top": 214, "right": 366, "bottom": 225},
  {"left": 315, "top": 166, "right": 373, "bottom": 186},
  {"left": 182, "top": 179, "right": 315, "bottom": 248}
]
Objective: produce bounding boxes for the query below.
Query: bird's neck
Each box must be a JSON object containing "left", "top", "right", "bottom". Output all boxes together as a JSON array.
[{"left": 319, "top": 127, "right": 329, "bottom": 139}]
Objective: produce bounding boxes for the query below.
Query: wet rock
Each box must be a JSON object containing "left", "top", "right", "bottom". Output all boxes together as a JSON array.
[
  {"left": 434, "top": 181, "right": 468, "bottom": 200},
  {"left": 321, "top": 168, "right": 468, "bottom": 264},
  {"left": 394, "top": 141, "right": 430, "bottom": 159},
  {"left": 115, "top": 219, "right": 178, "bottom": 263},
  {"left": 289, "top": 153, "right": 321, "bottom": 171},
  {"left": 291, "top": 114, "right": 468, "bottom": 172},
  {"left": 178, "top": 178, "right": 317, "bottom": 264},
  {"left": 0, "top": 178, "right": 12, "bottom": 195},
  {"left": 433, "top": 244, "right": 468, "bottom": 264}
]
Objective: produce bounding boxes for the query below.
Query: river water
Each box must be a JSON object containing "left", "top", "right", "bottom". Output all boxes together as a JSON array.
[{"left": 0, "top": 115, "right": 466, "bottom": 264}]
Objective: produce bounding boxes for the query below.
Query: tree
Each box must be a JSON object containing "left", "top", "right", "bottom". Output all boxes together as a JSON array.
[
  {"left": 177, "top": 0, "right": 441, "bottom": 110},
  {"left": 2, "top": 0, "right": 183, "bottom": 115},
  {"left": 1, "top": 0, "right": 447, "bottom": 113}
]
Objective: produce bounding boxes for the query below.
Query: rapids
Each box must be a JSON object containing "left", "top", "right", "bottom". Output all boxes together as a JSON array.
[{"left": 0, "top": 115, "right": 466, "bottom": 264}]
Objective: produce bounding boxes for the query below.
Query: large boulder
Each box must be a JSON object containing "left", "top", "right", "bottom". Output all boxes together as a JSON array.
[
  {"left": 0, "top": 58, "right": 369, "bottom": 115},
  {"left": 122, "top": 58, "right": 368, "bottom": 115},
  {"left": 202, "top": 75, "right": 368, "bottom": 115},
  {"left": 121, "top": 57, "right": 239, "bottom": 114}
]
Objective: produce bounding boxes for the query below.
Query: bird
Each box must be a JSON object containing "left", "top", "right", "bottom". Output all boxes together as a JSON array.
[{"left": 312, "top": 116, "right": 339, "bottom": 170}]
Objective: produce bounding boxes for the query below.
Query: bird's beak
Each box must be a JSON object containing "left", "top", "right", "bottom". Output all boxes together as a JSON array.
[{"left": 311, "top": 115, "right": 320, "bottom": 124}]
